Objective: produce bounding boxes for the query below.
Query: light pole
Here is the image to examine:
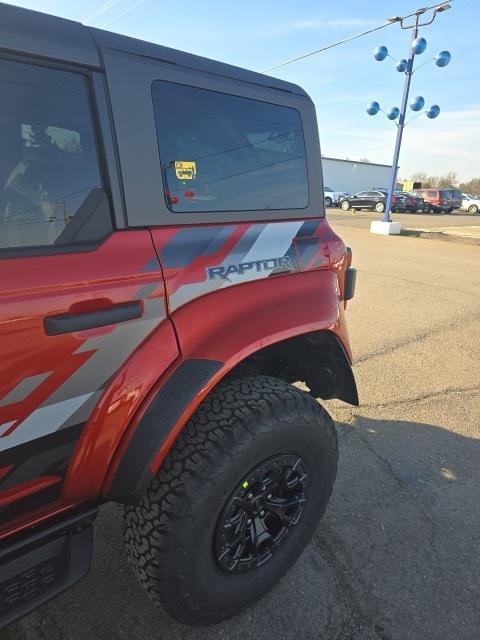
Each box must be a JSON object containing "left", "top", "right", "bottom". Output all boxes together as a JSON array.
[{"left": 366, "top": 3, "right": 452, "bottom": 233}]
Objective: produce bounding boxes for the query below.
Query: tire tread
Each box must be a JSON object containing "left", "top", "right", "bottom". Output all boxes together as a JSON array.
[{"left": 123, "top": 375, "right": 337, "bottom": 625}]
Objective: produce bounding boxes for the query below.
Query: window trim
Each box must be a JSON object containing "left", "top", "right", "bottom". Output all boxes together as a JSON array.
[
  {"left": 0, "top": 55, "right": 117, "bottom": 259},
  {"left": 102, "top": 47, "right": 325, "bottom": 227}
]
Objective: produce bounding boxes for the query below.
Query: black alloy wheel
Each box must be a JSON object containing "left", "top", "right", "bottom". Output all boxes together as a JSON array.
[{"left": 214, "top": 454, "right": 308, "bottom": 573}]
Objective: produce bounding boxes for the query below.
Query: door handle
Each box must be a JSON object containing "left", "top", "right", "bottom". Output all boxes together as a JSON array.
[{"left": 44, "top": 301, "right": 143, "bottom": 336}]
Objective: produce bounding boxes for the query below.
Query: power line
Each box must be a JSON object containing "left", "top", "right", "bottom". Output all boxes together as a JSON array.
[
  {"left": 261, "top": 1, "right": 454, "bottom": 73},
  {"left": 262, "top": 21, "right": 394, "bottom": 72}
]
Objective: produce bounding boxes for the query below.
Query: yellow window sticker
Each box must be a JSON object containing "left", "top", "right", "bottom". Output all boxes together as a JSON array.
[{"left": 175, "top": 161, "right": 197, "bottom": 180}]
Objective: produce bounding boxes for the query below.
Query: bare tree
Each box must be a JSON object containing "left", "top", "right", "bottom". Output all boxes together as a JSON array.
[
  {"left": 410, "top": 171, "right": 459, "bottom": 189},
  {"left": 459, "top": 177, "right": 480, "bottom": 195},
  {"left": 437, "top": 171, "right": 457, "bottom": 188}
]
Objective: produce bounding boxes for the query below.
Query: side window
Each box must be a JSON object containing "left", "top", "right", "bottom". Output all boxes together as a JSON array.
[
  {"left": 0, "top": 59, "right": 111, "bottom": 250},
  {"left": 151, "top": 81, "right": 309, "bottom": 213}
]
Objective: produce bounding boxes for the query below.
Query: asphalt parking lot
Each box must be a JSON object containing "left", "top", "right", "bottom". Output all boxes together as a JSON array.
[{"left": 5, "top": 210, "right": 480, "bottom": 640}]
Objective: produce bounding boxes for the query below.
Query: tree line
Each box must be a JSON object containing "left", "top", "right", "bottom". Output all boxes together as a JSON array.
[{"left": 402, "top": 171, "right": 480, "bottom": 194}]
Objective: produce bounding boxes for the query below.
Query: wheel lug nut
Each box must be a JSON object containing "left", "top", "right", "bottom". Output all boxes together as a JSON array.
[
  {"left": 247, "top": 518, "right": 252, "bottom": 524},
  {"left": 267, "top": 494, "right": 272, "bottom": 500},
  {"left": 260, "top": 511, "right": 265, "bottom": 517},
  {"left": 247, "top": 493, "right": 253, "bottom": 500}
]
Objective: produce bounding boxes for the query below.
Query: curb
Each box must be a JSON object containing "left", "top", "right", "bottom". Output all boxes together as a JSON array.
[{"left": 401, "top": 229, "right": 480, "bottom": 245}]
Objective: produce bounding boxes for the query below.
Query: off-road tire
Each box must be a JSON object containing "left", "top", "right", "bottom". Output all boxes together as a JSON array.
[{"left": 123, "top": 375, "right": 338, "bottom": 626}]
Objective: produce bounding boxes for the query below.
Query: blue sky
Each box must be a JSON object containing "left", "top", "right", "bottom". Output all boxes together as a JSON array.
[{"left": 8, "top": 0, "right": 479, "bottom": 181}]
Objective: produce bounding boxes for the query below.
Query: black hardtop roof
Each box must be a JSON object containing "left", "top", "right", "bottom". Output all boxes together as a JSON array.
[
  {"left": 0, "top": 2, "right": 307, "bottom": 97},
  {"left": 89, "top": 27, "right": 307, "bottom": 96}
]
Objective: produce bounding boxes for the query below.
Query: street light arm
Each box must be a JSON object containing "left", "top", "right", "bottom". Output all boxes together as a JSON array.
[
  {"left": 400, "top": 2, "right": 451, "bottom": 29},
  {"left": 402, "top": 15, "right": 436, "bottom": 28},
  {"left": 401, "top": 11, "right": 436, "bottom": 29},
  {"left": 404, "top": 110, "right": 427, "bottom": 125},
  {"left": 412, "top": 57, "right": 435, "bottom": 73},
  {"left": 379, "top": 109, "right": 400, "bottom": 126}
]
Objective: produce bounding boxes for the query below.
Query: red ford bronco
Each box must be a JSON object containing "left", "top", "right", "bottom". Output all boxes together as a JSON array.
[{"left": 0, "top": 2, "right": 357, "bottom": 628}]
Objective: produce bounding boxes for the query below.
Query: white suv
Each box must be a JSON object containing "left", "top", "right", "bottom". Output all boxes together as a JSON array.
[
  {"left": 461, "top": 194, "right": 480, "bottom": 214},
  {"left": 324, "top": 186, "right": 349, "bottom": 207}
]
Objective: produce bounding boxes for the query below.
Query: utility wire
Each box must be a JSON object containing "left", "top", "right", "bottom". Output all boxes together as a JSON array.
[
  {"left": 262, "top": 21, "right": 394, "bottom": 72},
  {"left": 261, "top": 1, "right": 454, "bottom": 73}
]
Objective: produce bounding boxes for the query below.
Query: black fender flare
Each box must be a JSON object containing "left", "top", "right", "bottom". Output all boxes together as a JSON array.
[
  {"left": 108, "top": 359, "right": 222, "bottom": 504},
  {"left": 108, "top": 332, "right": 358, "bottom": 505}
]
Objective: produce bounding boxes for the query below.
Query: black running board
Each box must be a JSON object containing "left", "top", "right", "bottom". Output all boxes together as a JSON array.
[{"left": 0, "top": 507, "right": 97, "bottom": 629}]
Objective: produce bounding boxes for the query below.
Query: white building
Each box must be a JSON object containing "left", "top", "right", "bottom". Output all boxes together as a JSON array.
[{"left": 322, "top": 157, "right": 393, "bottom": 194}]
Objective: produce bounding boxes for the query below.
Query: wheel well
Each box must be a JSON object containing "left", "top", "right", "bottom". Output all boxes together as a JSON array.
[
  {"left": 224, "top": 330, "right": 358, "bottom": 406},
  {"left": 106, "top": 331, "right": 358, "bottom": 504}
]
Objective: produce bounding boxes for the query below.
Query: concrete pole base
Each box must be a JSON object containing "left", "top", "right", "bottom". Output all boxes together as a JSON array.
[{"left": 370, "top": 220, "right": 402, "bottom": 235}]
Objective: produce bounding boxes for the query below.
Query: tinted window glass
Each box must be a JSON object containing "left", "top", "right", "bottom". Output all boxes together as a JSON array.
[
  {"left": 151, "top": 81, "right": 309, "bottom": 213},
  {"left": 0, "top": 60, "right": 108, "bottom": 249}
]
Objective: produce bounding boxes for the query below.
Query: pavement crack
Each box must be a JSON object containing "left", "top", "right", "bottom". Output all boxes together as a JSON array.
[
  {"left": 358, "top": 384, "right": 480, "bottom": 410},
  {"left": 312, "top": 523, "right": 393, "bottom": 640},
  {"left": 351, "top": 427, "right": 443, "bottom": 563},
  {"left": 354, "top": 312, "right": 480, "bottom": 365}
]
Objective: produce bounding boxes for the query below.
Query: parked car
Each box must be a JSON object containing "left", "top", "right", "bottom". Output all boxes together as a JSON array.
[
  {"left": 444, "top": 189, "right": 463, "bottom": 210},
  {"left": 394, "top": 191, "right": 426, "bottom": 213},
  {"left": 0, "top": 2, "right": 359, "bottom": 630},
  {"left": 324, "top": 186, "right": 349, "bottom": 207},
  {"left": 340, "top": 189, "right": 408, "bottom": 213},
  {"left": 461, "top": 194, "right": 480, "bottom": 214},
  {"left": 410, "top": 188, "right": 454, "bottom": 213}
]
